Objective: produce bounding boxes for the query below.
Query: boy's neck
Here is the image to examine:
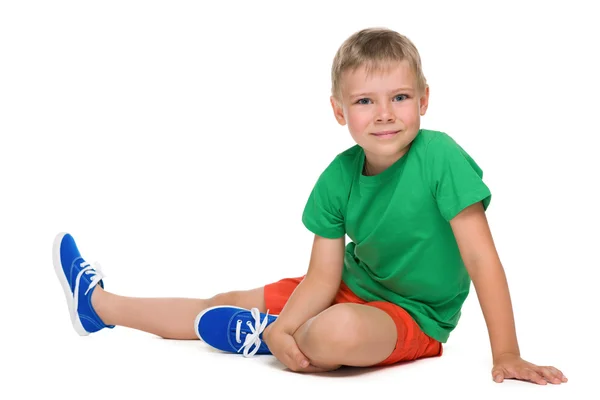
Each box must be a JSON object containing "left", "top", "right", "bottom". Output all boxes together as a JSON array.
[{"left": 363, "top": 143, "right": 412, "bottom": 176}]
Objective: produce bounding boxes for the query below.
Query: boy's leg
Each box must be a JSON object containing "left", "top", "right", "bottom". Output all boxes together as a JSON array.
[
  {"left": 291, "top": 303, "right": 398, "bottom": 369},
  {"left": 193, "top": 276, "right": 305, "bottom": 357},
  {"left": 53, "top": 231, "right": 267, "bottom": 340},
  {"left": 289, "top": 299, "right": 441, "bottom": 370},
  {"left": 92, "top": 286, "right": 266, "bottom": 340}
]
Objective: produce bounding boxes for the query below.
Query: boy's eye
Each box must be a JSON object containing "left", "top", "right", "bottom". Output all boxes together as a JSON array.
[{"left": 355, "top": 95, "right": 408, "bottom": 105}]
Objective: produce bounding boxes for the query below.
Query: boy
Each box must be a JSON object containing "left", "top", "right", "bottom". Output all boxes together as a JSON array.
[{"left": 53, "top": 27, "right": 567, "bottom": 385}]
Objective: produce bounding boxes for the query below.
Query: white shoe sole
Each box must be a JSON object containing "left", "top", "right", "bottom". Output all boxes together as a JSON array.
[{"left": 53, "top": 232, "right": 89, "bottom": 336}]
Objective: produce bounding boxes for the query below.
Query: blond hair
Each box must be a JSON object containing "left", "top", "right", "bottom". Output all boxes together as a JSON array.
[{"left": 331, "top": 28, "right": 427, "bottom": 99}]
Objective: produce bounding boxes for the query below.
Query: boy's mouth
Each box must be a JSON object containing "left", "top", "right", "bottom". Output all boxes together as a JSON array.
[{"left": 372, "top": 130, "right": 400, "bottom": 138}]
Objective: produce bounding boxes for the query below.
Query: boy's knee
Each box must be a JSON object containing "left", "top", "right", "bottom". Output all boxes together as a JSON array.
[
  {"left": 207, "top": 291, "right": 239, "bottom": 308},
  {"left": 206, "top": 288, "right": 266, "bottom": 311},
  {"left": 300, "top": 304, "right": 362, "bottom": 354}
]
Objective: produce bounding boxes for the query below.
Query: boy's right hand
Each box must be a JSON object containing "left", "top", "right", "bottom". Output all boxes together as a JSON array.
[{"left": 262, "top": 323, "right": 327, "bottom": 373}]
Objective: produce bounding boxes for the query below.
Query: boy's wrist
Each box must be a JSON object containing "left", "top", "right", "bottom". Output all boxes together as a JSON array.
[
  {"left": 268, "top": 315, "right": 302, "bottom": 336},
  {"left": 263, "top": 320, "right": 292, "bottom": 342},
  {"left": 272, "top": 276, "right": 339, "bottom": 334},
  {"left": 493, "top": 350, "right": 521, "bottom": 364}
]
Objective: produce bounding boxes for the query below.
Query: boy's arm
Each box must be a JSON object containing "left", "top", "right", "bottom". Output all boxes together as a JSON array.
[
  {"left": 449, "top": 202, "right": 567, "bottom": 385},
  {"left": 271, "top": 234, "right": 345, "bottom": 334},
  {"left": 263, "top": 234, "right": 345, "bottom": 371}
]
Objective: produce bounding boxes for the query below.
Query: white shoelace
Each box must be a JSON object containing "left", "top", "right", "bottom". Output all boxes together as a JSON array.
[
  {"left": 72, "top": 261, "right": 105, "bottom": 317},
  {"left": 235, "top": 308, "right": 271, "bottom": 357}
]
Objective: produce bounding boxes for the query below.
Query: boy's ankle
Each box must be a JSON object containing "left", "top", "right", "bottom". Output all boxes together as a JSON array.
[
  {"left": 91, "top": 285, "right": 103, "bottom": 304},
  {"left": 90, "top": 286, "right": 110, "bottom": 324}
]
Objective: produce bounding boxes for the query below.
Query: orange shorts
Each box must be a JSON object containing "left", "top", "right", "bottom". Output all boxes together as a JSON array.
[{"left": 264, "top": 276, "right": 442, "bottom": 366}]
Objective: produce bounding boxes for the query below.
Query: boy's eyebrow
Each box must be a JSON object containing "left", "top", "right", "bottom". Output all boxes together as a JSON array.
[{"left": 350, "top": 87, "right": 415, "bottom": 97}]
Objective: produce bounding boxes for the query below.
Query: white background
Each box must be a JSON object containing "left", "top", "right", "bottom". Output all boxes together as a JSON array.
[{"left": 1, "top": 0, "right": 598, "bottom": 399}]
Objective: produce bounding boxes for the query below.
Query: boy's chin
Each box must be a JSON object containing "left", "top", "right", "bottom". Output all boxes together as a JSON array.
[{"left": 362, "top": 140, "right": 412, "bottom": 158}]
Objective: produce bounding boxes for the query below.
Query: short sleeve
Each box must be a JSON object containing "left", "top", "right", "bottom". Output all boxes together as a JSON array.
[
  {"left": 301, "top": 157, "right": 347, "bottom": 239},
  {"left": 425, "top": 133, "right": 492, "bottom": 221}
]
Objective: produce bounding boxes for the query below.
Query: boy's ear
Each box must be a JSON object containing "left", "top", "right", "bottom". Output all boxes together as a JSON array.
[
  {"left": 419, "top": 85, "right": 430, "bottom": 116},
  {"left": 330, "top": 96, "right": 347, "bottom": 126}
]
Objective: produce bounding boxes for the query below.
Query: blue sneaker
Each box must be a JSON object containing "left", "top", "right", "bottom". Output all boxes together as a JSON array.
[
  {"left": 195, "top": 306, "right": 277, "bottom": 357},
  {"left": 52, "top": 232, "right": 114, "bottom": 335}
]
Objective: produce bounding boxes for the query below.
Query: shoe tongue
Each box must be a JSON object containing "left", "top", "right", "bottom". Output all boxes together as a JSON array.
[{"left": 72, "top": 257, "right": 104, "bottom": 290}]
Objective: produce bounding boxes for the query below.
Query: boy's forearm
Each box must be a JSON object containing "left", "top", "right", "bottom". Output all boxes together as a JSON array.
[
  {"left": 470, "top": 260, "right": 520, "bottom": 362},
  {"left": 272, "top": 275, "right": 340, "bottom": 334}
]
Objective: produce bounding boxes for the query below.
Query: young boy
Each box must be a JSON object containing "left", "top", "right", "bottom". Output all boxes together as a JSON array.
[{"left": 53, "top": 27, "right": 567, "bottom": 385}]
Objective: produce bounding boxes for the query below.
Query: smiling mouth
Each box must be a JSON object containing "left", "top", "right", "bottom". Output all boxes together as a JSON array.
[{"left": 372, "top": 130, "right": 400, "bottom": 138}]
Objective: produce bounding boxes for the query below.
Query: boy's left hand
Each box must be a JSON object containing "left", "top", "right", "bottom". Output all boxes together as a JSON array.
[{"left": 492, "top": 353, "right": 568, "bottom": 385}]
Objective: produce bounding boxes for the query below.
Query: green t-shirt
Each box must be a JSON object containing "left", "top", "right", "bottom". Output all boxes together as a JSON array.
[{"left": 301, "top": 129, "right": 492, "bottom": 343}]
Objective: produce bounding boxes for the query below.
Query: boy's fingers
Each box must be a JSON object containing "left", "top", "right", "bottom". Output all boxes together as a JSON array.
[
  {"left": 524, "top": 370, "right": 546, "bottom": 385},
  {"left": 547, "top": 366, "right": 568, "bottom": 382},
  {"left": 493, "top": 372, "right": 504, "bottom": 383},
  {"left": 295, "top": 349, "right": 309, "bottom": 368},
  {"left": 539, "top": 367, "right": 565, "bottom": 384},
  {"left": 492, "top": 367, "right": 505, "bottom": 383},
  {"left": 287, "top": 347, "right": 309, "bottom": 371}
]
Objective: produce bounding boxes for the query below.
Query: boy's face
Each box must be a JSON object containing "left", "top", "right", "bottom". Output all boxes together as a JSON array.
[{"left": 331, "top": 60, "right": 429, "bottom": 167}]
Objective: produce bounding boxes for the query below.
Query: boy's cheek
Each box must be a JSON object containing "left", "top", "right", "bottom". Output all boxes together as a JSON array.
[
  {"left": 347, "top": 114, "right": 370, "bottom": 133},
  {"left": 347, "top": 123, "right": 367, "bottom": 141},
  {"left": 397, "top": 110, "right": 419, "bottom": 128}
]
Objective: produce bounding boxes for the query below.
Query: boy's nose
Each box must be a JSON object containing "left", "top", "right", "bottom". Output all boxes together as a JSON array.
[{"left": 375, "top": 104, "right": 395, "bottom": 123}]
